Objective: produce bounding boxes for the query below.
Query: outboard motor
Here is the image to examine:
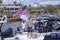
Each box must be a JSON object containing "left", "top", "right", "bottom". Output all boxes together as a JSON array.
[
  {"left": 0, "top": 15, "right": 13, "bottom": 40},
  {"left": 2, "top": 27, "right": 13, "bottom": 38}
]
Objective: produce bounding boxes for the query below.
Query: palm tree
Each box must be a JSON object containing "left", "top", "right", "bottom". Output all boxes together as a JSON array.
[
  {"left": 3, "top": 6, "right": 7, "bottom": 14},
  {"left": 0, "top": 0, "right": 2, "bottom": 14},
  {"left": 0, "top": 0, "right": 2, "bottom": 11},
  {"left": 45, "top": 5, "right": 57, "bottom": 14},
  {"left": 0, "top": 0, "right": 2, "bottom": 6}
]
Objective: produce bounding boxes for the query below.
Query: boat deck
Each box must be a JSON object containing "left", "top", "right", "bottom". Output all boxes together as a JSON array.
[{"left": 4, "top": 32, "right": 51, "bottom": 40}]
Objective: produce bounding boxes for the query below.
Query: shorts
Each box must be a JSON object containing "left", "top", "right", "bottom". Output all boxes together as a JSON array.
[{"left": 27, "top": 27, "right": 33, "bottom": 32}]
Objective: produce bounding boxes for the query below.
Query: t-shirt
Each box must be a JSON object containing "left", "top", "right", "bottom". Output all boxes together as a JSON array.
[{"left": 21, "top": 22, "right": 26, "bottom": 29}]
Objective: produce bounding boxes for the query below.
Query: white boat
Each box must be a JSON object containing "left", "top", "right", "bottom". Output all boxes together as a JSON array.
[{"left": 4, "top": 32, "right": 51, "bottom": 40}]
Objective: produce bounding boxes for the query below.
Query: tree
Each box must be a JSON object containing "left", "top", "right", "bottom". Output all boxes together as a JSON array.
[
  {"left": 0, "top": 0, "right": 2, "bottom": 5},
  {"left": 28, "top": 4, "right": 31, "bottom": 10},
  {"left": 3, "top": 6, "right": 7, "bottom": 14},
  {"left": 17, "top": 3, "right": 22, "bottom": 6},
  {"left": 45, "top": 5, "right": 57, "bottom": 14},
  {"left": 0, "top": 6, "right": 8, "bottom": 14},
  {"left": 0, "top": 8, "right": 4, "bottom": 13},
  {"left": 0, "top": 0, "right": 2, "bottom": 14}
]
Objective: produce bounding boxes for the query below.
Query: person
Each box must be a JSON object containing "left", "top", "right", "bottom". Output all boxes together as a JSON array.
[
  {"left": 16, "top": 25, "right": 22, "bottom": 34},
  {"left": 34, "top": 22, "right": 39, "bottom": 32},
  {"left": 38, "top": 21, "right": 43, "bottom": 33},
  {"left": 46, "top": 21, "right": 53, "bottom": 32},
  {"left": 27, "top": 17, "right": 33, "bottom": 38},
  {"left": 21, "top": 21, "right": 27, "bottom": 34}
]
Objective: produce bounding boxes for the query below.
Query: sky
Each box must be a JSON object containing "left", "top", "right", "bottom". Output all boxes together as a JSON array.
[{"left": 2, "top": 0, "right": 60, "bottom": 6}]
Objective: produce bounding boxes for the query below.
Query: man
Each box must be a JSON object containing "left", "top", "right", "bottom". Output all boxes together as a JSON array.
[
  {"left": 27, "top": 17, "right": 33, "bottom": 38},
  {"left": 27, "top": 17, "right": 39, "bottom": 38}
]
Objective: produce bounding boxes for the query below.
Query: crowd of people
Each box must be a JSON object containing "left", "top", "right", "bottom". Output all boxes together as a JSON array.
[{"left": 16, "top": 16, "right": 60, "bottom": 38}]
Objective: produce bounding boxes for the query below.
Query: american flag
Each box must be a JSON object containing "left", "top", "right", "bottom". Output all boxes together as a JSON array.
[
  {"left": 16, "top": 5, "right": 29, "bottom": 21},
  {"left": 20, "top": 9, "right": 29, "bottom": 15},
  {"left": 16, "top": 5, "right": 27, "bottom": 16}
]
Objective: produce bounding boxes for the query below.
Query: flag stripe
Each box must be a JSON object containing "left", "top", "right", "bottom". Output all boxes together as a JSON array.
[
  {"left": 16, "top": 5, "right": 27, "bottom": 15},
  {"left": 20, "top": 9, "right": 29, "bottom": 15}
]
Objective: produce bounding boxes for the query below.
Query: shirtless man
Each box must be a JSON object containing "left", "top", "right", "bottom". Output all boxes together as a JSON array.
[
  {"left": 27, "top": 16, "right": 39, "bottom": 38},
  {"left": 27, "top": 17, "right": 33, "bottom": 38}
]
